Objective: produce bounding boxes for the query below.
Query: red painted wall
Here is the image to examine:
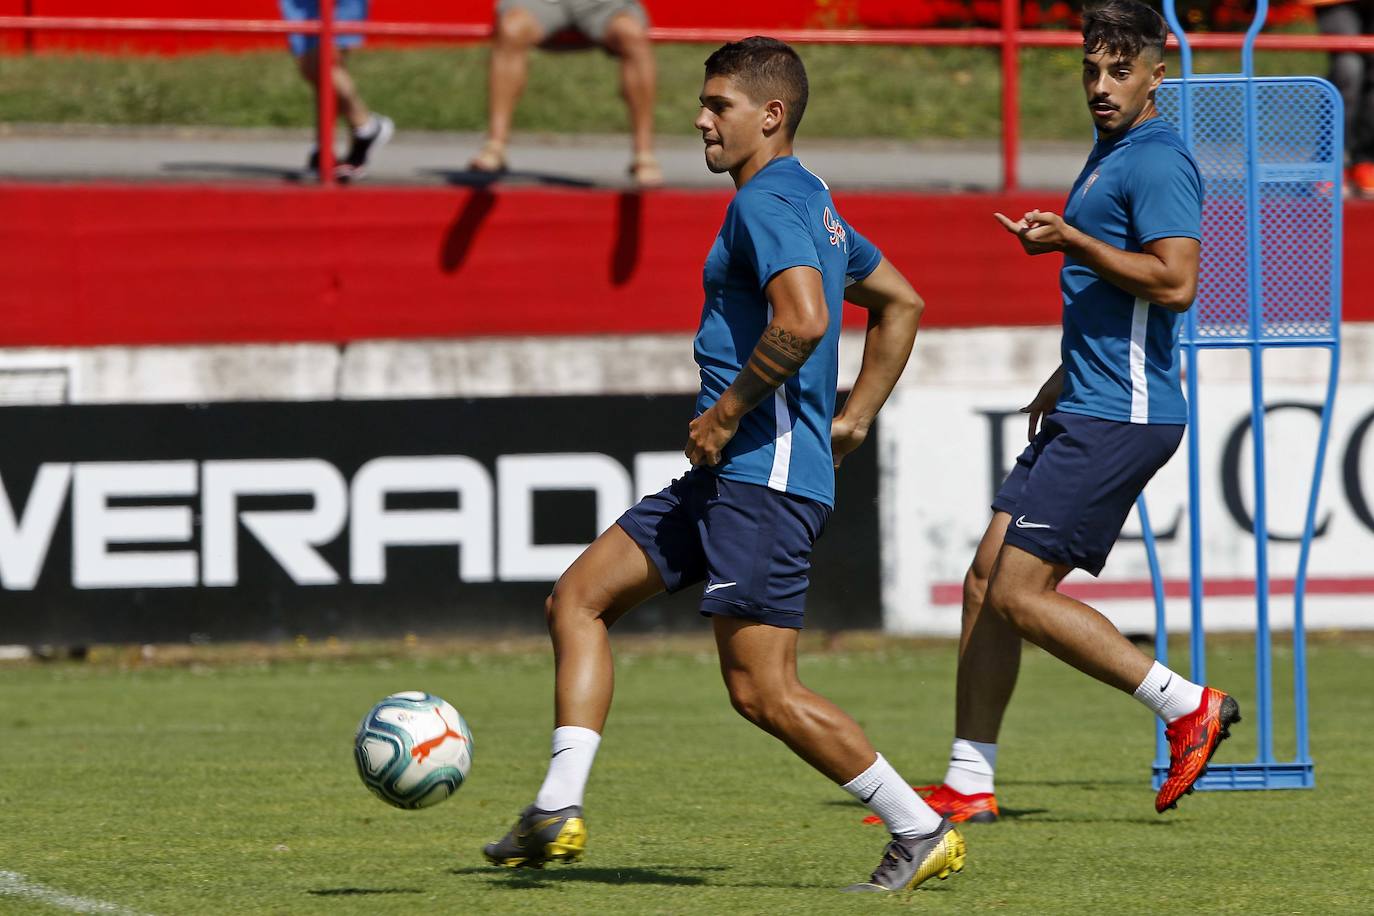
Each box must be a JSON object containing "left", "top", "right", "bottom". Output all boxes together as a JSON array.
[
  {"left": 1, "top": 183, "right": 1368, "bottom": 348},
  {"left": 0, "top": 1, "right": 864, "bottom": 55}
]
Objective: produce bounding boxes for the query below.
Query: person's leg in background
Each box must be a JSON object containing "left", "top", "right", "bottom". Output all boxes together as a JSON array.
[
  {"left": 1316, "top": 1, "right": 1369, "bottom": 193},
  {"left": 285, "top": 0, "right": 392, "bottom": 179},
  {"left": 598, "top": 7, "right": 661, "bottom": 188},
  {"left": 1350, "top": 1, "right": 1374, "bottom": 195},
  {"left": 471, "top": 1, "right": 552, "bottom": 172}
]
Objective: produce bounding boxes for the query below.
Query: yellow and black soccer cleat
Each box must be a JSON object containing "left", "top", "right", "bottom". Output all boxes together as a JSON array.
[
  {"left": 483, "top": 804, "right": 588, "bottom": 869},
  {"left": 843, "top": 818, "right": 967, "bottom": 893}
]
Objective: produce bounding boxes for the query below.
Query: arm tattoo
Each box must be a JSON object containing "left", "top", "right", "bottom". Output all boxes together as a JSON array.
[{"left": 724, "top": 323, "right": 822, "bottom": 414}]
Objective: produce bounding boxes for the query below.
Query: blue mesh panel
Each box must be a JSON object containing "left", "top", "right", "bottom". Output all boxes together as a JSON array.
[{"left": 1156, "top": 78, "right": 1340, "bottom": 346}]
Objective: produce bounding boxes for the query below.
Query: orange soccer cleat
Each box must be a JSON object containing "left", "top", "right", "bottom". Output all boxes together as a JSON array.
[
  {"left": 862, "top": 783, "right": 999, "bottom": 826},
  {"left": 1156, "top": 687, "right": 1242, "bottom": 813}
]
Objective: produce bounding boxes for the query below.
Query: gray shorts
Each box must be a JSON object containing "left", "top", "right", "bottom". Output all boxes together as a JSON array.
[{"left": 497, "top": 0, "right": 648, "bottom": 45}]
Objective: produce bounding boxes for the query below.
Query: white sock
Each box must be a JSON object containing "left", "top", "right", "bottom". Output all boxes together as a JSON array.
[
  {"left": 354, "top": 114, "right": 380, "bottom": 139},
  {"left": 533, "top": 725, "right": 601, "bottom": 811},
  {"left": 1133, "top": 660, "right": 1205, "bottom": 723},
  {"left": 842, "top": 753, "right": 943, "bottom": 838},
  {"left": 943, "top": 738, "right": 997, "bottom": 796}
]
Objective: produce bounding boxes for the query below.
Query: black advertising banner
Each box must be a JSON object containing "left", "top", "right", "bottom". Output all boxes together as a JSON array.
[{"left": 0, "top": 397, "right": 881, "bottom": 644}]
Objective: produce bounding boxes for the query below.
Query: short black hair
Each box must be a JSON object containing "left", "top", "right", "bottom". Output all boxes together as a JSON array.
[
  {"left": 703, "top": 36, "right": 809, "bottom": 136},
  {"left": 1082, "top": 0, "right": 1169, "bottom": 62}
]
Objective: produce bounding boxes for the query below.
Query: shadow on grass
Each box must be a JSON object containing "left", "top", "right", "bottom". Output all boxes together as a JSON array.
[
  {"left": 986, "top": 806, "right": 1050, "bottom": 819},
  {"left": 451, "top": 865, "right": 723, "bottom": 887},
  {"left": 828, "top": 798, "right": 1052, "bottom": 823},
  {"left": 718, "top": 877, "right": 965, "bottom": 893},
  {"left": 307, "top": 887, "right": 422, "bottom": 896},
  {"left": 997, "top": 778, "right": 1140, "bottom": 788},
  {"left": 1017, "top": 815, "right": 1175, "bottom": 826},
  {"left": 822, "top": 798, "right": 1050, "bottom": 820}
]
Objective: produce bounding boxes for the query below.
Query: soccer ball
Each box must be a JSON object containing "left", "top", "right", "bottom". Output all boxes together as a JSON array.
[{"left": 354, "top": 691, "right": 474, "bottom": 809}]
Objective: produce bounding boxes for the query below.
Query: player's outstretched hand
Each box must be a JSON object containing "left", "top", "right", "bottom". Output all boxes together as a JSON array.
[
  {"left": 686, "top": 405, "right": 739, "bottom": 467},
  {"left": 831, "top": 416, "right": 868, "bottom": 468},
  {"left": 994, "top": 210, "right": 1074, "bottom": 256}
]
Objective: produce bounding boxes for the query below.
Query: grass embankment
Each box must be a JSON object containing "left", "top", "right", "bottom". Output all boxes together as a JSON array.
[{"left": 0, "top": 43, "right": 1329, "bottom": 140}]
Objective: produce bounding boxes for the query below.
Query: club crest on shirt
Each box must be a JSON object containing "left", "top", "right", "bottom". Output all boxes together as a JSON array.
[
  {"left": 822, "top": 206, "right": 847, "bottom": 249},
  {"left": 1080, "top": 171, "right": 1101, "bottom": 198}
]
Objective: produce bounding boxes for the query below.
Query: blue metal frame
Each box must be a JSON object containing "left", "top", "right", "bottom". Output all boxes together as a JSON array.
[{"left": 1142, "top": 0, "right": 1339, "bottom": 791}]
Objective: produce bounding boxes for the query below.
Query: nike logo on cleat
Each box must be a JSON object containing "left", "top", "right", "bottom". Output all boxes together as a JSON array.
[
  {"left": 1014, "top": 515, "right": 1052, "bottom": 529},
  {"left": 705, "top": 581, "right": 737, "bottom": 593}
]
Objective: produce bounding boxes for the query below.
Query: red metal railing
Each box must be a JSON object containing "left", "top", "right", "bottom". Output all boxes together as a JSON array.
[{"left": 4, "top": 4, "right": 1374, "bottom": 190}]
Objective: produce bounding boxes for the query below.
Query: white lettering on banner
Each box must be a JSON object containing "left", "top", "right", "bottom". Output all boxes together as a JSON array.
[
  {"left": 0, "top": 464, "right": 71, "bottom": 590},
  {"left": 202, "top": 460, "right": 348, "bottom": 587},
  {"left": 496, "top": 453, "right": 632, "bottom": 581},
  {"left": 351, "top": 456, "right": 494, "bottom": 585},
  {"left": 0, "top": 451, "right": 681, "bottom": 591},
  {"left": 73, "top": 462, "right": 198, "bottom": 589},
  {"left": 634, "top": 451, "right": 690, "bottom": 500}
]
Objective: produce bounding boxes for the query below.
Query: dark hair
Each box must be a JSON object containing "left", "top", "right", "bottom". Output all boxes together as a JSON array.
[
  {"left": 1082, "top": 0, "right": 1169, "bottom": 62},
  {"left": 704, "top": 36, "right": 809, "bottom": 136}
]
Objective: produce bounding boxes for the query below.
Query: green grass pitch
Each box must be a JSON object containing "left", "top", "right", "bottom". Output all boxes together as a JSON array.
[{"left": 0, "top": 632, "right": 1369, "bottom": 914}]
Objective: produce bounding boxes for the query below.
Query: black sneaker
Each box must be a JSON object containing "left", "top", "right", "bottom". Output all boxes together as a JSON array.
[
  {"left": 482, "top": 804, "right": 587, "bottom": 868},
  {"left": 338, "top": 114, "right": 394, "bottom": 182},
  {"left": 843, "top": 818, "right": 967, "bottom": 893}
]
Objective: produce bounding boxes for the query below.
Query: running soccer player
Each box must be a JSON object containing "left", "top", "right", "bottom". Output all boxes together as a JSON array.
[
  {"left": 484, "top": 36, "right": 966, "bottom": 893},
  {"left": 916, "top": 0, "right": 1240, "bottom": 824}
]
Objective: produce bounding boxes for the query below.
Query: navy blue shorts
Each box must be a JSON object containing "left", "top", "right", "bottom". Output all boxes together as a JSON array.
[
  {"left": 280, "top": 0, "right": 368, "bottom": 56},
  {"left": 993, "top": 410, "right": 1184, "bottom": 576},
  {"left": 616, "top": 468, "right": 830, "bottom": 629}
]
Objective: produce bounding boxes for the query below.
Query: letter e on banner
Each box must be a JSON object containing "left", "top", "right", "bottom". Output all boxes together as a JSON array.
[{"left": 73, "top": 462, "right": 197, "bottom": 589}]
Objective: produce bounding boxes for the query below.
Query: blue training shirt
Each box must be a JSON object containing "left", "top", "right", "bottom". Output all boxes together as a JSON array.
[
  {"left": 695, "top": 156, "right": 883, "bottom": 507},
  {"left": 1058, "top": 116, "right": 1203, "bottom": 425}
]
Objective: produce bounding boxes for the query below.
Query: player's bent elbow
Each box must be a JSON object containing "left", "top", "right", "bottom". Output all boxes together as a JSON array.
[
  {"left": 899, "top": 288, "right": 925, "bottom": 316},
  {"left": 909, "top": 291, "right": 926, "bottom": 321},
  {"left": 791, "top": 314, "right": 830, "bottom": 342},
  {"left": 1156, "top": 284, "right": 1196, "bottom": 312},
  {"left": 874, "top": 289, "right": 922, "bottom": 323}
]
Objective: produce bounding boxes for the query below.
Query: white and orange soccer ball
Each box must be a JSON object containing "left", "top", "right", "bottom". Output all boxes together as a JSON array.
[{"left": 354, "top": 691, "right": 474, "bottom": 809}]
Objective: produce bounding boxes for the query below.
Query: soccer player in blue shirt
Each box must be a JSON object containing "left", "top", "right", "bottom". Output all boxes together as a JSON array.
[
  {"left": 485, "top": 36, "right": 966, "bottom": 893},
  {"left": 916, "top": 0, "right": 1240, "bottom": 825}
]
